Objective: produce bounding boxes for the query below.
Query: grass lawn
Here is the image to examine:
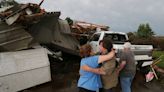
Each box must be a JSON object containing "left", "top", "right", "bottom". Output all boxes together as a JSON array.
[{"left": 153, "top": 51, "right": 164, "bottom": 68}]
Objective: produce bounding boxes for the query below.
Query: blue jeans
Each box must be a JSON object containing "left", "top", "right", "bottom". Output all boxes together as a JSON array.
[{"left": 120, "top": 76, "right": 134, "bottom": 92}]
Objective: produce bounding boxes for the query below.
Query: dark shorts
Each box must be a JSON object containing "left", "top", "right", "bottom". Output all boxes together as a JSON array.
[{"left": 78, "top": 87, "right": 96, "bottom": 92}]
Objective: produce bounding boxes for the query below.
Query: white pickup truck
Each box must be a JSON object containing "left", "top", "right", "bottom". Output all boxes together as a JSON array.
[{"left": 89, "top": 31, "right": 153, "bottom": 67}]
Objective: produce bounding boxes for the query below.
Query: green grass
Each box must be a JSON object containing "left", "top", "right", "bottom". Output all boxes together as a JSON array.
[
  {"left": 153, "top": 51, "right": 164, "bottom": 68},
  {"left": 153, "top": 51, "right": 164, "bottom": 59}
]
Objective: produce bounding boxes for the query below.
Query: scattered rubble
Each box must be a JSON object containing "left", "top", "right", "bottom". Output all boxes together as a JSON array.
[
  {"left": 0, "top": 2, "right": 110, "bottom": 91},
  {"left": 0, "top": 1, "right": 107, "bottom": 54},
  {"left": 0, "top": 1, "right": 164, "bottom": 92}
]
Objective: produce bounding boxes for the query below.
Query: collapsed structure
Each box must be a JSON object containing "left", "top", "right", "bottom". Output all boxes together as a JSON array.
[
  {"left": 0, "top": 1, "right": 109, "bottom": 91},
  {"left": 0, "top": 1, "right": 157, "bottom": 91},
  {"left": 0, "top": 1, "right": 108, "bottom": 55}
]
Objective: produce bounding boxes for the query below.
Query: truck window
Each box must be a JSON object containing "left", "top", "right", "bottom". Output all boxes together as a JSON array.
[
  {"left": 89, "top": 34, "right": 100, "bottom": 41},
  {"left": 104, "top": 34, "right": 126, "bottom": 43}
]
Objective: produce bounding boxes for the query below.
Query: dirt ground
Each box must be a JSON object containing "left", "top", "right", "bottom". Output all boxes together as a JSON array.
[{"left": 21, "top": 55, "right": 164, "bottom": 92}]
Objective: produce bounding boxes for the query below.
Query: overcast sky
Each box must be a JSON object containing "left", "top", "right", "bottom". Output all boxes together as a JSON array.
[{"left": 15, "top": 0, "right": 164, "bottom": 36}]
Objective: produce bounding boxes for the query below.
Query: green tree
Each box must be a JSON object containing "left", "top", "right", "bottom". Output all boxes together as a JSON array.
[
  {"left": 145, "top": 23, "right": 154, "bottom": 37},
  {"left": 127, "top": 23, "right": 155, "bottom": 46},
  {"left": 137, "top": 23, "right": 154, "bottom": 38}
]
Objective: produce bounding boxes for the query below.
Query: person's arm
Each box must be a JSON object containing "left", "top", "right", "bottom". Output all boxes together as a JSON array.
[
  {"left": 81, "top": 65, "right": 106, "bottom": 75},
  {"left": 116, "top": 61, "right": 126, "bottom": 74},
  {"left": 153, "top": 65, "right": 164, "bottom": 73},
  {"left": 98, "top": 49, "right": 115, "bottom": 64}
]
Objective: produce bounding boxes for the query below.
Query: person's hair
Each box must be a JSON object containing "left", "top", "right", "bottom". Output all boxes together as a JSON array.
[
  {"left": 100, "top": 37, "right": 113, "bottom": 52},
  {"left": 79, "top": 44, "right": 92, "bottom": 57},
  {"left": 123, "top": 42, "right": 131, "bottom": 49}
]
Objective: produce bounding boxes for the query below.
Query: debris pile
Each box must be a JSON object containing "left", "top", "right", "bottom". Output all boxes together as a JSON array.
[
  {"left": 0, "top": 1, "right": 109, "bottom": 54},
  {"left": 66, "top": 17, "right": 109, "bottom": 34},
  {"left": 0, "top": 3, "right": 46, "bottom": 25}
]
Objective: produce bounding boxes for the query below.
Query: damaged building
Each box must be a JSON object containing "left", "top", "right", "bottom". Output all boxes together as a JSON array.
[{"left": 0, "top": 1, "right": 108, "bottom": 55}]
